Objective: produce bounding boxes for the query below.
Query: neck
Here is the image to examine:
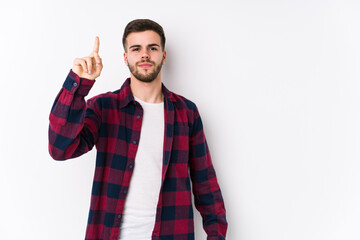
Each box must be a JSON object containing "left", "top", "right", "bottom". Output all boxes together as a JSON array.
[{"left": 129, "top": 73, "right": 164, "bottom": 103}]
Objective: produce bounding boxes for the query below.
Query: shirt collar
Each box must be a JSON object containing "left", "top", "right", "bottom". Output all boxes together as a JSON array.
[{"left": 117, "top": 78, "right": 176, "bottom": 109}]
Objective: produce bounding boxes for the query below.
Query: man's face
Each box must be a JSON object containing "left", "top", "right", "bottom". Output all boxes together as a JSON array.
[{"left": 124, "top": 30, "right": 166, "bottom": 83}]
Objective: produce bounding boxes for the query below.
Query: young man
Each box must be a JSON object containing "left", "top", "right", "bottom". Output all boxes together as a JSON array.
[{"left": 49, "top": 19, "right": 227, "bottom": 240}]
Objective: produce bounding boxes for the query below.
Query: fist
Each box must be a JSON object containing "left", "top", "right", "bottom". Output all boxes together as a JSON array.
[{"left": 72, "top": 36, "right": 103, "bottom": 80}]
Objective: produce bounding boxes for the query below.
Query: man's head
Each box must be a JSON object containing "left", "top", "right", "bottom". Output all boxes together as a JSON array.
[
  {"left": 123, "top": 19, "right": 167, "bottom": 83},
  {"left": 123, "top": 19, "right": 166, "bottom": 51}
]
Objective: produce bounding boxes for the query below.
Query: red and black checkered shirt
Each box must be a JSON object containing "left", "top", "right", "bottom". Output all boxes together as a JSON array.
[{"left": 48, "top": 70, "right": 227, "bottom": 240}]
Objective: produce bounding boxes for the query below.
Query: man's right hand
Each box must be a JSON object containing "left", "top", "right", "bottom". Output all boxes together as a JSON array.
[{"left": 72, "top": 36, "right": 103, "bottom": 80}]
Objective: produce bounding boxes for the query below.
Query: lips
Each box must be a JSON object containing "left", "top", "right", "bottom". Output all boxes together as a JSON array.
[{"left": 138, "top": 63, "right": 153, "bottom": 68}]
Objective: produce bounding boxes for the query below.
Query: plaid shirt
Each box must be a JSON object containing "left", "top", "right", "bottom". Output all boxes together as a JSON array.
[{"left": 48, "top": 70, "right": 227, "bottom": 240}]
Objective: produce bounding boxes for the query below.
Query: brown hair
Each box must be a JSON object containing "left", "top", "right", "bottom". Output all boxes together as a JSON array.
[{"left": 122, "top": 19, "right": 166, "bottom": 51}]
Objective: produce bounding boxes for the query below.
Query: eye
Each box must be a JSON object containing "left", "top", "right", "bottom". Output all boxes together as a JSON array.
[
  {"left": 132, "top": 48, "right": 140, "bottom": 52},
  {"left": 150, "top": 47, "right": 158, "bottom": 51}
]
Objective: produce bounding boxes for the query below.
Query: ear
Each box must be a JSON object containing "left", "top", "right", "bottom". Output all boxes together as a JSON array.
[
  {"left": 162, "top": 50, "right": 167, "bottom": 65},
  {"left": 124, "top": 52, "right": 128, "bottom": 66}
]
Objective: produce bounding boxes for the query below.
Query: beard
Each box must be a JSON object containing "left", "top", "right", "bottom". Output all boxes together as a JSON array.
[{"left": 127, "top": 60, "right": 163, "bottom": 83}]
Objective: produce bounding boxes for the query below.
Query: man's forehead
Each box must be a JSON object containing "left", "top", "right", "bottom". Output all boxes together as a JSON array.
[{"left": 126, "top": 30, "right": 161, "bottom": 45}]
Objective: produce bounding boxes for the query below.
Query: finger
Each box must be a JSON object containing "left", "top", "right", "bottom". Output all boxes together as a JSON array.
[
  {"left": 93, "top": 36, "right": 100, "bottom": 53},
  {"left": 94, "top": 52, "right": 101, "bottom": 65},
  {"left": 85, "top": 57, "right": 93, "bottom": 74},
  {"left": 74, "top": 58, "right": 88, "bottom": 73},
  {"left": 96, "top": 57, "right": 103, "bottom": 74}
]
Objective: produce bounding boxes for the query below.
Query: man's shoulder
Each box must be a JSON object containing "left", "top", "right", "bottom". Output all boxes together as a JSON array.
[
  {"left": 86, "top": 78, "right": 129, "bottom": 102},
  {"left": 87, "top": 89, "right": 119, "bottom": 101},
  {"left": 167, "top": 90, "right": 198, "bottom": 113},
  {"left": 85, "top": 88, "right": 123, "bottom": 111},
  {"left": 86, "top": 81, "right": 199, "bottom": 114}
]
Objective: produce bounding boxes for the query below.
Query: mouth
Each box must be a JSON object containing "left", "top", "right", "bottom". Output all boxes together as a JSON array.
[{"left": 138, "top": 62, "right": 153, "bottom": 68}]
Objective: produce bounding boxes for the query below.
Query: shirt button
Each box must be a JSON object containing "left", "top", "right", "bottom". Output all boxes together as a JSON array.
[
  {"left": 129, "top": 164, "right": 133, "bottom": 169},
  {"left": 133, "top": 140, "right": 137, "bottom": 144},
  {"left": 73, "top": 82, "right": 78, "bottom": 87},
  {"left": 137, "top": 115, "right": 141, "bottom": 119},
  {"left": 123, "top": 190, "right": 127, "bottom": 194},
  {"left": 117, "top": 214, "right": 121, "bottom": 219}
]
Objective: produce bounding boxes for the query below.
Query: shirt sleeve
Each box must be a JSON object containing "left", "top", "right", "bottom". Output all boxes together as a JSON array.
[
  {"left": 48, "top": 69, "right": 101, "bottom": 160},
  {"left": 189, "top": 106, "right": 228, "bottom": 240}
]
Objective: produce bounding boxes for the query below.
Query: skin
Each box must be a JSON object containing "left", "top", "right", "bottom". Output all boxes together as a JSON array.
[
  {"left": 72, "top": 36, "right": 102, "bottom": 80},
  {"left": 124, "top": 30, "right": 166, "bottom": 103},
  {"left": 72, "top": 30, "right": 166, "bottom": 103}
]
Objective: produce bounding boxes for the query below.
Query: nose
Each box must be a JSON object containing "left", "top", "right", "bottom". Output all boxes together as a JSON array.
[{"left": 141, "top": 49, "right": 150, "bottom": 60}]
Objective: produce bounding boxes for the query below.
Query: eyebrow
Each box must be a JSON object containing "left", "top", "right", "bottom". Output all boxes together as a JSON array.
[{"left": 129, "top": 43, "right": 161, "bottom": 49}]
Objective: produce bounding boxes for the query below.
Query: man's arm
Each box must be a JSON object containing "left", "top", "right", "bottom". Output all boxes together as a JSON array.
[
  {"left": 189, "top": 106, "right": 228, "bottom": 240},
  {"left": 48, "top": 37, "right": 103, "bottom": 160}
]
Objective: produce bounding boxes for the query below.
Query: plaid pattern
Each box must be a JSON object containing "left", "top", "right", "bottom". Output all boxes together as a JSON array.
[{"left": 49, "top": 69, "right": 227, "bottom": 240}]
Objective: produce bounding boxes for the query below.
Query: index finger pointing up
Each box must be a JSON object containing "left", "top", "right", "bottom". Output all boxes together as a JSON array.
[{"left": 93, "top": 36, "right": 100, "bottom": 53}]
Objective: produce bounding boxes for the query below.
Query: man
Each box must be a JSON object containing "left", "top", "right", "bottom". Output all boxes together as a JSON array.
[{"left": 49, "top": 19, "right": 227, "bottom": 240}]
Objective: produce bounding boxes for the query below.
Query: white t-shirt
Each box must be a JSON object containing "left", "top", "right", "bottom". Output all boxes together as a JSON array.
[{"left": 118, "top": 96, "right": 164, "bottom": 240}]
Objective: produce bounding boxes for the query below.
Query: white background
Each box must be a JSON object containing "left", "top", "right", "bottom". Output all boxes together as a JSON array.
[{"left": 1, "top": 0, "right": 360, "bottom": 239}]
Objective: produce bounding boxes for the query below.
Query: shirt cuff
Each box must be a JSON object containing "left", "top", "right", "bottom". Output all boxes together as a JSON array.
[{"left": 63, "top": 69, "right": 95, "bottom": 96}]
